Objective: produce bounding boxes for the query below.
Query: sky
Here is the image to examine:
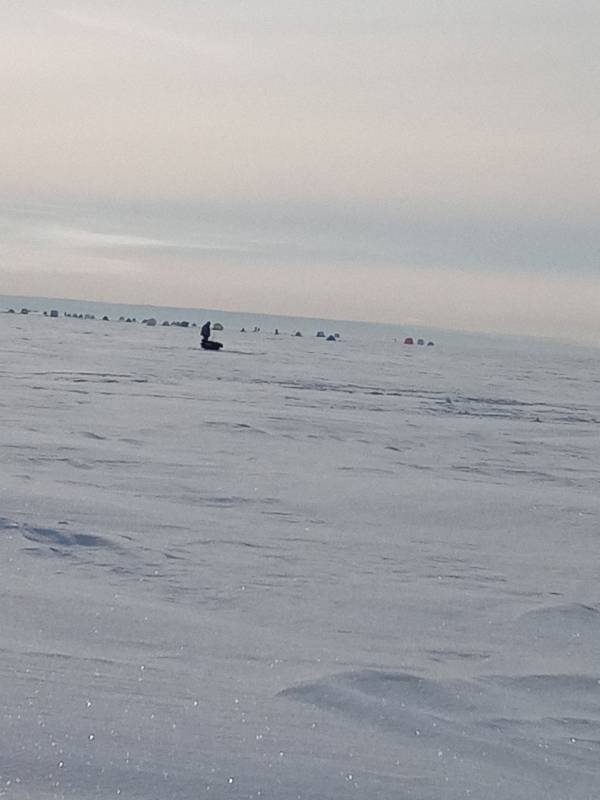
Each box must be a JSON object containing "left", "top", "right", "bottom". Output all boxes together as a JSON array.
[{"left": 1, "top": 0, "right": 599, "bottom": 342}]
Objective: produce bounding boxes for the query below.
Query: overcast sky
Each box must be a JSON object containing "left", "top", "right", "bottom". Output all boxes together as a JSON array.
[{"left": 2, "top": 1, "right": 599, "bottom": 341}]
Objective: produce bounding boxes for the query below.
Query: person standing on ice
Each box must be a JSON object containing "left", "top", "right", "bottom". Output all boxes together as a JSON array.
[{"left": 201, "top": 321, "right": 211, "bottom": 342}]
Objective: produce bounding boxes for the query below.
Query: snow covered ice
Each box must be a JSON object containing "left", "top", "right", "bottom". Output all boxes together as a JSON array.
[{"left": 0, "top": 307, "right": 599, "bottom": 799}]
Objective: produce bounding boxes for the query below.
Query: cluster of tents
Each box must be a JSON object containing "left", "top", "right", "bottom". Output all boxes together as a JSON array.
[
  {"left": 403, "top": 337, "right": 434, "bottom": 346},
  {"left": 10, "top": 309, "right": 437, "bottom": 351}
]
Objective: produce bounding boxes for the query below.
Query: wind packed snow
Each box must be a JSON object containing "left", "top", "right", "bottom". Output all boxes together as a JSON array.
[{"left": 1, "top": 305, "right": 599, "bottom": 799}]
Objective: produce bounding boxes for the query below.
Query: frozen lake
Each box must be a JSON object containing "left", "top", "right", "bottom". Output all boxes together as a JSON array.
[{"left": 1, "top": 305, "right": 599, "bottom": 799}]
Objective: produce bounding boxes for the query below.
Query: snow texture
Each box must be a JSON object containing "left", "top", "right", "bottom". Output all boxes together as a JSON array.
[{"left": 0, "top": 306, "right": 599, "bottom": 799}]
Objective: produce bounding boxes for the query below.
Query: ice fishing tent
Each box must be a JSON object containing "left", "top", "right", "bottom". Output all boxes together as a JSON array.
[
  {"left": 404, "top": 336, "right": 414, "bottom": 345},
  {"left": 213, "top": 322, "right": 224, "bottom": 331}
]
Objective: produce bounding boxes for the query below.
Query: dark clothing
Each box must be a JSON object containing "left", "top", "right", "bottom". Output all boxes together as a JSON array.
[{"left": 201, "top": 321, "right": 211, "bottom": 341}]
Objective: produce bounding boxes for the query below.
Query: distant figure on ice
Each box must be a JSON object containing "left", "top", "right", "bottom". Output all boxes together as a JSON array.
[{"left": 200, "top": 320, "right": 223, "bottom": 351}]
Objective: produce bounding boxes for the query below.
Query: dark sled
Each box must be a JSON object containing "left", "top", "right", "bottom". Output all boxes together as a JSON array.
[{"left": 201, "top": 340, "right": 223, "bottom": 351}]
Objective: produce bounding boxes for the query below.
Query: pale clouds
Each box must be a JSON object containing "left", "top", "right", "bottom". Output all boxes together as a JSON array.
[
  {"left": 53, "top": 7, "right": 240, "bottom": 60},
  {"left": 1, "top": 1, "right": 599, "bottom": 341}
]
